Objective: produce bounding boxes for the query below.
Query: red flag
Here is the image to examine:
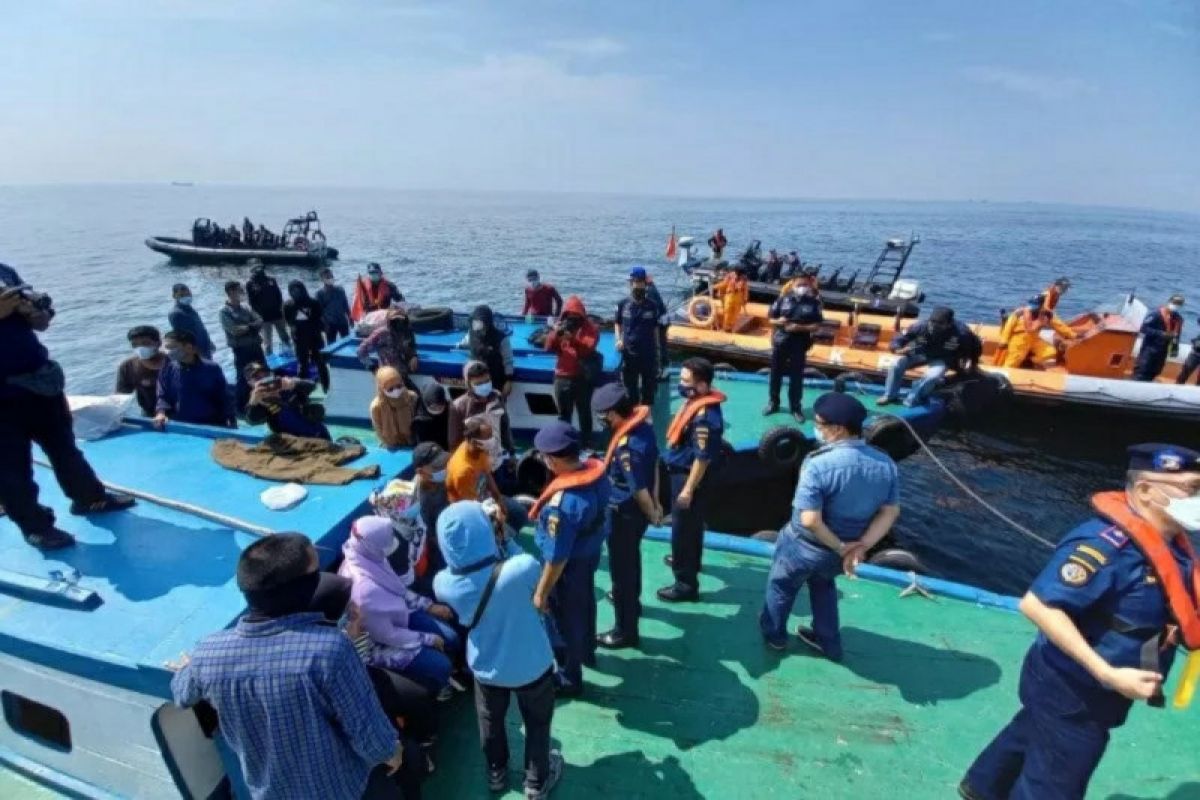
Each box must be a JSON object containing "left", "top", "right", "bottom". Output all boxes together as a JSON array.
[{"left": 665, "top": 225, "right": 677, "bottom": 261}]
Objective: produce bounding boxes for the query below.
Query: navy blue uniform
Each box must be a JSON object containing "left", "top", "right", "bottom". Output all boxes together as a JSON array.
[
  {"left": 664, "top": 402, "right": 725, "bottom": 592},
  {"left": 535, "top": 476, "right": 612, "bottom": 690},
  {"left": 767, "top": 292, "right": 824, "bottom": 412},
  {"left": 1134, "top": 307, "right": 1183, "bottom": 382},
  {"left": 962, "top": 518, "right": 1194, "bottom": 800},
  {"left": 606, "top": 421, "right": 660, "bottom": 637},
  {"left": 616, "top": 295, "right": 663, "bottom": 404}
]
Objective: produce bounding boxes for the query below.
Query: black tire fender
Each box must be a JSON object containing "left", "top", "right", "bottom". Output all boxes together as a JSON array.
[
  {"left": 407, "top": 306, "right": 454, "bottom": 332},
  {"left": 757, "top": 426, "right": 808, "bottom": 470}
]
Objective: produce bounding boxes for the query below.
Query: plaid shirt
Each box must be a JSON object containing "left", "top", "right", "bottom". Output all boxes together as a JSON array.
[{"left": 172, "top": 612, "right": 397, "bottom": 800}]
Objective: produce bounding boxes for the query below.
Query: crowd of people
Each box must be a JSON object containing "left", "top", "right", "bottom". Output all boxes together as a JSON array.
[{"left": 192, "top": 217, "right": 289, "bottom": 250}]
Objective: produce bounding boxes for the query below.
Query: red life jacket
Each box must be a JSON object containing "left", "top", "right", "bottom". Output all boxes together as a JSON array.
[
  {"left": 666, "top": 390, "right": 726, "bottom": 447},
  {"left": 1160, "top": 307, "right": 1182, "bottom": 336},
  {"left": 603, "top": 406, "right": 651, "bottom": 466},
  {"left": 529, "top": 458, "right": 607, "bottom": 521},
  {"left": 1091, "top": 491, "right": 1200, "bottom": 650}
]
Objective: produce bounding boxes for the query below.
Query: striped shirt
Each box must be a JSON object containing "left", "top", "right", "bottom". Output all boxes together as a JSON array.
[{"left": 171, "top": 612, "right": 397, "bottom": 800}]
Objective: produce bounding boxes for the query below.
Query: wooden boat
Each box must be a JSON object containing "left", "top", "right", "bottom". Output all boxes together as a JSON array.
[
  {"left": 145, "top": 211, "right": 338, "bottom": 266},
  {"left": 667, "top": 294, "right": 1200, "bottom": 420}
]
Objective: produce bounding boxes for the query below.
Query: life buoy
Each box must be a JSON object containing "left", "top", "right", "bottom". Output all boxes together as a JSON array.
[{"left": 686, "top": 295, "right": 720, "bottom": 328}]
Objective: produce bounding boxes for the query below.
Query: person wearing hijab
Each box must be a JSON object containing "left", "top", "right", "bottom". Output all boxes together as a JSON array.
[
  {"left": 460, "top": 305, "right": 514, "bottom": 397},
  {"left": 339, "top": 516, "right": 459, "bottom": 695},
  {"left": 370, "top": 366, "right": 419, "bottom": 449},
  {"left": 412, "top": 382, "right": 450, "bottom": 450},
  {"left": 358, "top": 308, "right": 420, "bottom": 376},
  {"left": 283, "top": 279, "right": 330, "bottom": 391}
]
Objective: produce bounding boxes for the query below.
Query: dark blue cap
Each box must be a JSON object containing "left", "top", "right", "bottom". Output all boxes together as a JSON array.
[
  {"left": 813, "top": 392, "right": 868, "bottom": 429},
  {"left": 1127, "top": 443, "right": 1200, "bottom": 474},
  {"left": 591, "top": 383, "right": 628, "bottom": 414},
  {"left": 526, "top": 269, "right": 539, "bottom": 280},
  {"left": 629, "top": 266, "right": 647, "bottom": 280},
  {"left": 534, "top": 421, "right": 581, "bottom": 455}
]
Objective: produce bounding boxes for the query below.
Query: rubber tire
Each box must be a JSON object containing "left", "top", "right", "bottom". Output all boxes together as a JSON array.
[
  {"left": 515, "top": 451, "right": 551, "bottom": 497},
  {"left": 863, "top": 416, "right": 918, "bottom": 462},
  {"left": 757, "top": 426, "right": 808, "bottom": 471},
  {"left": 833, "top": 371, "right": 873, "bottom": 394},
  {"left": 408, "top": 306, "right": 454, "bottom": 332},
  {"left": 866, "top": 547, "right": 926, "bottom": 574},
  {"left": 803, "top": 366, "right": 826, "bottom": 380},
  {"left": 713, "top": 362, "right": 735, "bottom": 372}
]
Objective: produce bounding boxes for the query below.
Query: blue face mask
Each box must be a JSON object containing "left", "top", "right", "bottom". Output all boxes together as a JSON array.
[
  {"left": 677, "top": 383, "right": 696, "bottom": 399},
  {"left": 813, "top": 424, "right": 827, "bottom": 444},
  {"left": 430, "top": 468, "right": 447, "bottom": 483}
]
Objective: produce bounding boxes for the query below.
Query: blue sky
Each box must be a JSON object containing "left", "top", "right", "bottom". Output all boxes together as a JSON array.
[{"left": 2, "top": 0, "right": 1197, "bottom": 211}]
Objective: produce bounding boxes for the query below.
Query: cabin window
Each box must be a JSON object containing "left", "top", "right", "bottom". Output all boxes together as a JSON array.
[
  {"left": 525, "top": 392, "right": 558, "bottom": 416},
  {"left": 1108, "top": 353, "right": 1124, "bottom": 368},
  {"left": 2, "top": 691, "right": 71, "bottom": 751}
]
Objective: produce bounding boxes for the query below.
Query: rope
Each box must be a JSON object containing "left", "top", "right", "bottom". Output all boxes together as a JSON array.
[{"left": 874, "top": 412, "right": 1057, "bottom": 550}]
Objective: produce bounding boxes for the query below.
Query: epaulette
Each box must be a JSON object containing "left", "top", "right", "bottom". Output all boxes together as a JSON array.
[
  {"left": 549, "top": 490, "right": 564, "bottom": 508},
  {"left": 618, "top": 435, "right": 629, "bottom": 446},
  {"left": 1096, "top": 526, "right": 1129, "bottom": 549}
]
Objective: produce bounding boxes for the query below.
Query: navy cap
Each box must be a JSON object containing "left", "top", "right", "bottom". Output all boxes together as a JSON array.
[
  {"left": 928, "top": 306, "right": 955, "bottom": 324},
  {"left": 591, "top": 382, "right": 628, "bottom": 414},
  {"left": 534, "top": 421, "right": 581, "bottom": 455},
  {"left": 1127, "top": 443, "right": 1200, "bottom": 474},
  {"left": 412, "top": 441, "right": 450, "bottom": 470},
  {"left": 813, "top": 392, "right": 868, "bottom": 429},
  {"left": 526, "top": 269, "right": 540, "bottom": 280},
  {"left": 629, "top": 266, "right": 648, "bottom": 280}
]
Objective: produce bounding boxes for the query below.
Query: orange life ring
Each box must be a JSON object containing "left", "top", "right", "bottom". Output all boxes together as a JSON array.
[{"left": 686, "top": 295, "right": 721, "bottom": 328}]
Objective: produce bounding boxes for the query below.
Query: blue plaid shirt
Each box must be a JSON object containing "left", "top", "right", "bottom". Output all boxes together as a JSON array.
[{"left": 171, "top": 612, "right": 397, "bottom": 800}]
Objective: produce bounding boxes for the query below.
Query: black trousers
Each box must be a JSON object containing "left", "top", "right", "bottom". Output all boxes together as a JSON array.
[
  {"left": 232, "top": 342, "right": 266, "bottom": 413},
  {"left": 367, "top": 666, "right": 438, "bottom": 744},
  {"left": 294, "top": 332, "right": 330, "bottom": 391},
  {"left": 475, "top": 668, "right": 556, "bottom": 792},
  {"left": 768, "top": 339, "right": 808, "bottom": 411},
  {"left": 1177, "top": 351, "right": 1200, "bottom": 385},
  {"left": 669, "top": 471, "right": 709, "bottom": 591},
  {"left": 361, "top": 754, "right": 424, "bottom": 800},
  {"left": 0, "top": 390, "right": 106, "bottom": 536},
  {"left": 621, "top": 354, "right": 658, "bottom": 406},
  {"left": 324, "top": 320, "right": 351, "bottom": 347},
  {"left": 553, "top": 376, "right": 593, "bottom": 446},
  {"left": 609, "top": 504, "right": 649, "bottom": 636}
]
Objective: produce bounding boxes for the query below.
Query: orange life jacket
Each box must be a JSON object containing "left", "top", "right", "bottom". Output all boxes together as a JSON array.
[
  {"left": 1160, "top": 307, "right": 1182, "bottom": 336},
  {"left": 1043, "top": 284, "right": 1063, "bottom": 312},
  {"left": 1020, "top": 308, "right": 1045, "bottom": 333},
  {"left": 1091, "top": 491, "right": 1200, "bottom": 650},
  {"left": 529, "top": 458, "right": 608, "bottom": 520},
  {"left": 603, "top": 406, "right": 651, "bottom": 466},
  {"left": 666, "top": 390, "right": 726, "bottom": 447}
]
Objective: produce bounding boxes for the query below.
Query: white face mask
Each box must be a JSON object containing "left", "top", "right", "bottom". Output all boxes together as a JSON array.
[
  {"left": 134, "top": 345, "right": 159, "bottom": 360},
  {"left": 177, "top": 296, "right": 193, "bottom": 306},
  {"left": 1152, "top": 487, "right": 1200, "bottom": 531},
  {"left": 383, "top": 387, "right": 404, "bottom": 399},
  {"left": 813, "top": 425, "right": 828, "bottom": 444},
  {"left": 472, "top": 381, "right": 492, "bottom": 397},
  {"left": 430, "top": 468, "right": 447, "bottom": 483},
  {"left": 1167, "top": 303, "right": 1182, "bottom": 313},
  {"left": 471, "top": 320, "right": 486, "bottom": 332},
  {"left": 794, "top": 286, "right": 811, "bottom": 297}
]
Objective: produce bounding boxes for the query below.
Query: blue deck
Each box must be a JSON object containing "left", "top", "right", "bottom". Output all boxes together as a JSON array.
[
  {"left": 324, "top": 314, "right": 621, "bottom": 382},
  {"left": 0, "top": 422, "right": 410, "bottom": 699}
]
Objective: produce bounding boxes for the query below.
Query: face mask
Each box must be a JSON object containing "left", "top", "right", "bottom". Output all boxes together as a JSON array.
[
  {"left": 177, "top": 296, "right": 193, "bottom": 306},
  {"left": 632, "top": 287, "right": 647, "bottom": 300},
  {"left": 165, "top": 347, "right": 183, "bottom": 362},
  {"left": 134, "top": 345, "right": 158, "bottom": 360},
  {"left": 472, "top": 381, "right": 492, "bottom": 397},
  {"left": 427, "top": 404, "right": 446, "bottom": 416},
  {"left": 596, "top": 414, "right": 612, "bottom": 430},
  {"left": 529, "top": 281, "right": 541, "bottom": 289},
  {"left": 322, "top": 279, "right": 334, "bottom": 287},
  {"left": 471, "top": 320, "right": 486, "bottom": 332},
  {"left": 677, "top": 383, "right": 695, "bottom": 399},
  {"left": 813, "top": 425, "right": 828, "bottom": 444},
  {"left": 369, "top": 274, "right": 382, "bottom": 283},
  {"left": 1168, "top": 303, "right": 1182, "bottom": 313},
  {"left": 384, "top": 387, "right": 404, "bottom": 399},
  {"left": 793, "top": 286, "right": 811, "bottom": 297},
  {"left": 1161, "top": 493, "right": 1200, "bottom": 530},
  {"left": 430, "top": 468, "right": 447, "bottom": 483}
]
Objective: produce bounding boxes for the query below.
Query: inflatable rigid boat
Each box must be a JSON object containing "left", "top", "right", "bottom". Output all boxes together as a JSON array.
[{"left": 145, "top": 211, "right": 338, "bottom": 266}]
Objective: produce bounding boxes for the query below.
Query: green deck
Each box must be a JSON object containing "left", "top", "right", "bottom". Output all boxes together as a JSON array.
[{"left": 426, "top": 537, "right": 1198, "bottom": 799}]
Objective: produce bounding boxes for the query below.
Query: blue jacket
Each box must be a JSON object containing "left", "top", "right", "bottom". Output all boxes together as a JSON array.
[
  {"left": 616, "top": 295, "right": 662, "bottom": 360},
  {"left": 0, "top": 264, "right": 49, "bottom": 398},
  {"left": 156, "top": 358, "right": 234, "bottom": 427},
  {"left": 663, "top": 402, "right": 725, "bottom": 471},
  {"left": 168, "top": 302, "right": 216, "bottom": 359},
  {"left": 607, "top": 421, "right": 659, "bottom": 510},
  {"left": 889, "top": 319, "right": 980, "bottom": 364},
  {"left": 534, "top": 475, "right": 612, "bottom": 564},
  {"left": 768, "top": 292, "right": 824, "bottom": 348},
  {"left": 434, "top": 502, "right": 554, "bottom": 688},
  {"left": 1138, "top": 307, "right": 1183, "bottom": 355}
]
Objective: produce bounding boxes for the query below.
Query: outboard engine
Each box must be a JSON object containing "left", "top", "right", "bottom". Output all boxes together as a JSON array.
[
  {"left": 889, "top": 278, "right": 922, "bottom": 301},
  {"left": 677, "top": 236, "right": 705, "bottom": 271}
]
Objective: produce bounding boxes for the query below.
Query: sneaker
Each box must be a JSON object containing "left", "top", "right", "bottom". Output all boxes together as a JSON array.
[
  {"left": 795, "top": 627, "right": 843, "bottom": 662},
  {"left": 763, "top": 637, "right": 787, "bottom": 652},
  {"left": 761, "top": 402, "right": 779, "bottom": 416},
  {"left": 70, "top": 492, "right": 135, "bottom": 516},
  {"left": 525, "top": 750, "right": 564, "bottom": 799},
  {"left": 436, "top": 686, "right": 455, "bottom": 702},
  {"left": 875, "top": 397, "right": 898, "bottom": 407},
  {"left": 791, "top": 410, "right": 806, "bottom": 423},
  {"left": 656, "top": 583, "right": 699, "bottom": 603},
  {"left": 487, "top": 766, "right": 508, "bottom": 793},
  {"left": 23, "top": 527, "right": 76, "bottom": 551},
  {"left": 448, "top": 674, "right": 469, "bottom": 693}
]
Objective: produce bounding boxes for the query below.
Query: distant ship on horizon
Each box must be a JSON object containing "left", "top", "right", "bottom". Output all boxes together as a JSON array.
[{"left": 170, "top": 181, "right": 194, "bottom": 187}]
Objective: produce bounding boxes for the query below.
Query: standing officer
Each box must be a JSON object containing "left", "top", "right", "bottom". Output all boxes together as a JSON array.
[
  {"left": 592, "top": 383, "right": 662, "bottom": 649},
  {"left": 615, "top": 267, "right": 663, "bottom": 405},
  {"left": 960, "top": 443, "right": 1200, "bottom": 800},
  {"left": 528, "top": 422, "right": 612, "bottom": 697},
  {"left": 1134, "top": 294, "right": 1185, "bottom": 382},
  {"left": 765, "top": 274, "right": 824, "bottom": 421},
  {"left": 657, "top": 358, "right": 726, "bottom": 603}
]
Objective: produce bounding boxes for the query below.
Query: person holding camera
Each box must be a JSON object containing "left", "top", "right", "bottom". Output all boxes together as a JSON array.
[
  {"left": 0, "top": 262, "right": 134, "bottom": 551},
  {"left": 544, "top": 295, "right": 600, "bottom": 448},
  {"left": 243, "top": 363, "right": 331, "bottom": 440}
]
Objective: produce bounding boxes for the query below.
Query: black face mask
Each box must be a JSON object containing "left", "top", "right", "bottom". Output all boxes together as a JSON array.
[{"left": 632, "top": 287, "right": 647, "bottom": 301}]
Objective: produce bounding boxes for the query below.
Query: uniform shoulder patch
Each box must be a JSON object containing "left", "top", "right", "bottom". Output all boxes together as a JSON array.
[
  {"left": 1097, "top": 526, "right": 1128, "bottom": 549},
  {"left": 619, "top": 435, "right": 629, "bottom": 446},
  {"left": 549, "top": 490, "right": 564, "bottom": 508},
  {"left": 546, "top": 512, "right": 559, "bottom": 538},
  {"left": 1059, "top": 561, "right": 1091, "bottom": 587}
]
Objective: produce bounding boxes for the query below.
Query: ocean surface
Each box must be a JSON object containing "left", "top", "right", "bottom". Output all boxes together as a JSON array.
[{"left": 2, "top": 184, "right": 1199, "bottom": 595}]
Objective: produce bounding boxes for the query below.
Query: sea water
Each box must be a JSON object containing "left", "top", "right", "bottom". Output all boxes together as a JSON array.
[{"left": 1, "top": 184, "right": 1198, "bottom": 594}]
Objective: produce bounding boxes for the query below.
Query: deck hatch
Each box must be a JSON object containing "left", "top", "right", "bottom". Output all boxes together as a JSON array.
[
  {"left": 524, "top": 391, "right": 558, "bottom": 416},
  {"left": 2, "top": 690, "right": 72, "bottom": 751}
]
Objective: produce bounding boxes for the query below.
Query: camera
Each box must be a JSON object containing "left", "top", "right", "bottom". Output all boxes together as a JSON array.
[
  {"left": 558, "top": 315, "right": 582, "bottom": 334},
  {"left": 13, "top": 285, "right": 54, "bottom": 317}
]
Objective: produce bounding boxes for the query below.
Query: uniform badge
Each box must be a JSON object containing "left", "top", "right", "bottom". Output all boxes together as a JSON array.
[
  {"left": 1154, "top": 451, "right": 1184, "bottom": 472},
  {"left": 620, "top": 452, "right": 633, "bottom": 472},
  {"left": 547, "top": 513, "right": 559, "bottom": 539},
  {"left": 1060, "top": 561, "right": 1090, "bottom": 586}
]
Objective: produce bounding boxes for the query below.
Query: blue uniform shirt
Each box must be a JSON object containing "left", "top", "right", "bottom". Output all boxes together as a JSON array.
[
  {"left": 663, "top": 403, "right": 725, "bottom": 471},
  {"left": 535, "top": 477, "right": 612, "bottom": 564},
  {"left": 0, "top": 264, "right": 50, "bottom": 397},
  {"left": 156, "top": 358, "right": 234, "bottom": 426},
  {"left": 768, "top": 293, "right": 824, "bottom": 347},
  {"left": 1138, "top": 308, "right": 1183, "bottom": 353},
  {"left": 607, "top": 421, "right": 659, "bottom": 510},
  {"left": 1027, "top": 516, "right": 1191, "bottom": 722},
  {"left": 616, "top": 296, "right": 662, "bottom": 359},
  {"left": 788, "top": 439, "right": 899, "bottom": 543}
]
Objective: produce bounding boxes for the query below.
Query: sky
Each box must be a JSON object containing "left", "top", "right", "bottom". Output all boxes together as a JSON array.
[{"left": 1, "top": 0, "right": 1198, "bottom": 212}]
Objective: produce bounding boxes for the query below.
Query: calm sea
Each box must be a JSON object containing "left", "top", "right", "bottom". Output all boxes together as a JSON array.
[{"left": 1, "top": 185, "right": 1198, "bottom": 594}]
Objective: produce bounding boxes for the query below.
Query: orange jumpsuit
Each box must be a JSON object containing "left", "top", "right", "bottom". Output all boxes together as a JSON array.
[
  {"left": 999, "top": 308, "right": 1076, "bottom": 368},
  {"left": 715, "top": 273, "right": 749, "bottom": 332}
]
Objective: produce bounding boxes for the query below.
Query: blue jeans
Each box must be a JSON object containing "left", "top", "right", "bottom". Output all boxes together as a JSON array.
[
  {"left": 882, "top": 353, "right": 947, "bottom": 406},
  {"left": 402, "top": 646, "right": 453, "bottom": 694},
  {"left": 409, "top": 609, "right": 463, "bottom": 660},
  {"left": 503, "top": 496, "right": 530, "bottom": 533},
  {"left": 758, "top": 529, "right": 844, "bottom": 659}
]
